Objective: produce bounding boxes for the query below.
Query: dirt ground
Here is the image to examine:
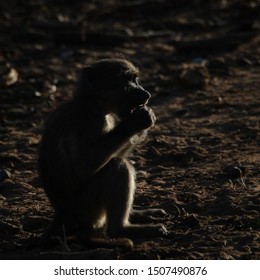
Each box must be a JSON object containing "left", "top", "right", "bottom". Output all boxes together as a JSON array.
[{"left": 0, "top": 0, "right": 259, "bottom": 260}]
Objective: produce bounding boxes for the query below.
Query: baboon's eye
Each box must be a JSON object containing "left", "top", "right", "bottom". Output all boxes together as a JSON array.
[{"left": 124, "top": 80, "right": 137, "bottom": 92}]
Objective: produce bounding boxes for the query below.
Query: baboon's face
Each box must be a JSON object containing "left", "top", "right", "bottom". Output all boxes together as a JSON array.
[
  {"left": 111, "top": 75, "right": 151, "bottom": 119},
  {"left": 81, "top": 59, "right": 151, "bottom": 119}
]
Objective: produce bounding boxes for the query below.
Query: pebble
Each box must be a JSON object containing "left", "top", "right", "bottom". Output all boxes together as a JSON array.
[
  {"left": 0, "top": 63, "right": 19, "bottom": 87},
  {"left": 224, "top": 165, "right": 246, "bottom": 179},
  {"left": 180, "top": 63, "right": 210, "bottom": 88}
]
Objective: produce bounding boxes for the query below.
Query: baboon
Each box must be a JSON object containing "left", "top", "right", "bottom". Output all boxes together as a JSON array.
[{"left": 39, "top": 58, "right": 167, "bottom": 248}]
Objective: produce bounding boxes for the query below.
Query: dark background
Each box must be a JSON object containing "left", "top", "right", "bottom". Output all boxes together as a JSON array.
[{"left": 0, "top": 0, "right": 259, "bottom": 259}]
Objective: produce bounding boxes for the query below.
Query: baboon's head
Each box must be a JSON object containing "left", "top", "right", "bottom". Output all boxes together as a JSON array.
[{"left": 77, "top": 58, "right": 151, "bottom": 119}]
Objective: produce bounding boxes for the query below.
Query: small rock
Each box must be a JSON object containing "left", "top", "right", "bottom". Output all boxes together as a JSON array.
[
  {"left": 28, "top": 137, "right": 40, "bottom": 146},
  {"left": 180, "top": 63, "right": 210, "bottom": 88},
  {"left": 0, "top": 63, "right": 19, "bottom": 87},
  {"left": 224, "top": 165, "right": 246, "bottom": 179}
]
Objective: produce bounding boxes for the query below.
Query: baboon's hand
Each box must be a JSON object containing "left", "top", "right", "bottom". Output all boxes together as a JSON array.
[{"left": 130, "top": 106, "right": 156, "bottom": 131}]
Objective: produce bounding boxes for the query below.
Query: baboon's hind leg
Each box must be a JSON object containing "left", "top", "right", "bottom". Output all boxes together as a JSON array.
[{"left": 104, "top": 159, "right": 168, "bottom": 238}]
